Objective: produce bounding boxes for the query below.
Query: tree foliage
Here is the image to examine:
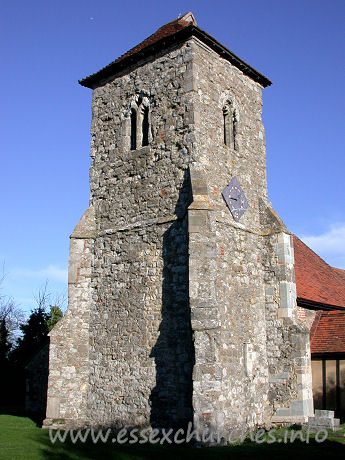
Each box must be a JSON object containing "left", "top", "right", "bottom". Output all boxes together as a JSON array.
[
  {"left": 12, "top": 306, "right": 49, "bottom": 364},
  {"left": 0, "top": 272, "right": 66, "bottom": 408},
  {"left": 47, "top": 306, "right": 63, "bottom": 332},
  {"left": 11, "top": 282, "right": 65, "bottom": 365},
  {"left": 0, "top": 318, "right": 11, "bottom": 364},
  {"left": 0, "top": 265, "right": 25, "bottom": 358}
]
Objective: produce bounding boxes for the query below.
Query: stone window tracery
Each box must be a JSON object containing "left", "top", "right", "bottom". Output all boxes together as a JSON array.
[{"left": 129, "top": 96, "right": 151, "bottom": 150}]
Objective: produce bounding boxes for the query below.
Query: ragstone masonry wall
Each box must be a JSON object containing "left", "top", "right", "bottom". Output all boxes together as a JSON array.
[
  {"left": 189, "top": 39, "right": 270, "bottom": 434},
  {"left": 44, "top": 34, "right": 314, "bottom": 434},
  {"left": 187, "top": 39, "right": 313, "bottom": 434},
  {"left": 44, "top": 207, "right": 95, "bottom": 428},
  {"left": 86, "top": 41, "right": 196, "bottom": 428}
]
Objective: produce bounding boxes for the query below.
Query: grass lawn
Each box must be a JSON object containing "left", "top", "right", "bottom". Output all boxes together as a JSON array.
[{"left": 0, "top": 413, "right": 344, "bottom": 460}]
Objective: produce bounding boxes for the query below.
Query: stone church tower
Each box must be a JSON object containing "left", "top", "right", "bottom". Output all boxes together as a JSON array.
[{"left": 44, "top": 13, "right": 314, "bottom": 436}]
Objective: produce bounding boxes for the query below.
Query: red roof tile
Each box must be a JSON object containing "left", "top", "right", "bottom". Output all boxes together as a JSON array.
[
  {"left": 310, "top": 310, "right": 345, "bottom": 354},
  {"left": 293, "top": 235, "right": 345, "bottom": 309}
]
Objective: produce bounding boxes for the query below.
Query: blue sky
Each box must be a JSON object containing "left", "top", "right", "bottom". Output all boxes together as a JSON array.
[{"left": 1, "top": 0, "right": 344, "bottom": 315}]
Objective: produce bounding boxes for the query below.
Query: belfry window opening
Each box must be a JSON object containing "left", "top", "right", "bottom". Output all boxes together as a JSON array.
[
  {"left": 223, "top": 104, "right": 236, "bottom": 150},
  {"left": 142, "top": 106, "right": 149, "bottom": 147},
  {"left": 129, "top": 97, "right": 150, "bottom": 150},
  {"left": 130, "top": 108, "right": 137, "bottom": 150}
]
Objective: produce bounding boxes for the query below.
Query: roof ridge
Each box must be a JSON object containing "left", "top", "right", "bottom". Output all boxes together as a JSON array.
[
  {"left": 178, "top": 12, "right": 197, "bottom": 26},
  {"left": 137, "top": 11, "right": 195, "bottom": 41}
]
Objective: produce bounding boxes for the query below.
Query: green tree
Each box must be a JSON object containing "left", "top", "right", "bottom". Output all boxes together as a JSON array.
[
  {"left": 46, "top": 305, "right": 63, "bottom": 332},
  {"left": 10, "top": 282, "right": 65, "bottom": 364},
  {"left": 0, "top": 265, "right": 24, "bottom": 346},
  {"left": 0, "top": 318, "right": 11, "bottom": 364},
  {"left": 11, "top": 306, "right": 49, "bottom": 365}
]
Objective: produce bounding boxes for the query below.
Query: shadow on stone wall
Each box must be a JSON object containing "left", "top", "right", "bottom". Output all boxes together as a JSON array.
[
  {"left": 0, "top": 345, "right": 48, "bottom": 427},
  {"left": 25, "top": 342, "right": 49, "bottom": 425},
  {"left": 149, "top": 169, "right": 195, "bottom": 430}
]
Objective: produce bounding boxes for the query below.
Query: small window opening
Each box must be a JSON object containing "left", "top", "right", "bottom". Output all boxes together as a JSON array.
[
  {"left": 130, "top": 108, "right": 137, "bottom": 150},
  {"left": 223, "top": 107, "right": 230, "bottom": 146},
  {"left": 142, "top": 106, "right": 149, "bottom": 147},
  {"left": 223, "top": 105, "right": 236, "bottom": 150}
]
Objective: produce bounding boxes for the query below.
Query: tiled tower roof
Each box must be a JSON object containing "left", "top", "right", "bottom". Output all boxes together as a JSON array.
[{"left": 79, "top": 12, "right": 271, "bottom": 89}]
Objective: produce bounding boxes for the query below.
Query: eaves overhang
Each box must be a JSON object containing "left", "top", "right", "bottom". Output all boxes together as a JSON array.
[
  {"left": 79, "top": 24, "right": 272, "bottom": 89},
  {"left": 297, "top": 297, "right": 345, "bottom": 311}
]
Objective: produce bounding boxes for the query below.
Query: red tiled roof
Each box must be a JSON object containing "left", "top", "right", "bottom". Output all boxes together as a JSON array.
[
  {"left": 79, "top": 12, "right": 272, "bottom": 88},
  {"left": 79, "top": 12, "right": 195, "bottom": 88},
  {"left": 310, "top": 310, "right": 345, "bottom": 353},
  {"left": 333, "top": 267, "right": 345, "bottom": 283},
  {"left": 293, "top": 235, "right": 345, "bottom": 309},
  {"left": 113, "top": 12, "right": 197, "bottom": 66}
]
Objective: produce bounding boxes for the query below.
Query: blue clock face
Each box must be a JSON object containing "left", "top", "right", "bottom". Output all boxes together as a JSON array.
[{"left": 222, "top": 177, "right": 248, "bottom": 222}]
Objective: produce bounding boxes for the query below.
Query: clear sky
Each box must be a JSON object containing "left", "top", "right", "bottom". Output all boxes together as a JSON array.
[{"left": 1, "top": 0, "right": 344, "bottom": 314}]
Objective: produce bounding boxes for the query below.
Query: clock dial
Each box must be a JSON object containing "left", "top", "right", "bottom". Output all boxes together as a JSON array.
[{"left": 222, "top": 177, "right": 248, "bottom": 222}]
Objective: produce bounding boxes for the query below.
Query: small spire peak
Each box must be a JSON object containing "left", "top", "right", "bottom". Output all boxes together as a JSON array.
[{"left": 178, "top": 11, "right": 197, "bottom": 26}]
